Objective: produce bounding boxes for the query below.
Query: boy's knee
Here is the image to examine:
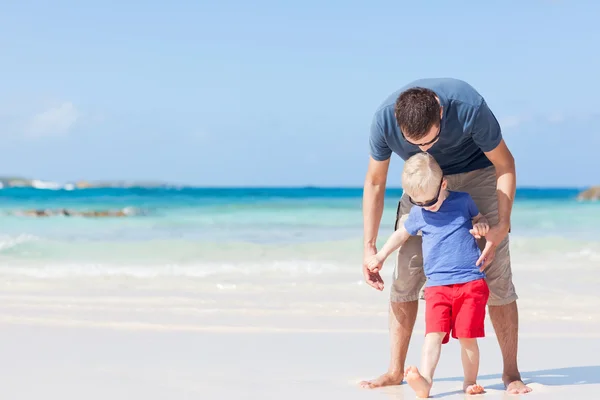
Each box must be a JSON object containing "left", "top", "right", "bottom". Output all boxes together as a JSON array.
[
  {"left": 458, "top": 338, "right": 478, "bottom": 346},
  {"left": 426, "top": 332, "right": 447, "bottom": 342}
]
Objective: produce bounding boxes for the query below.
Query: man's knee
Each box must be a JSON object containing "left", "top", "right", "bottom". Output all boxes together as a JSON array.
[{"left": 389, "top": 300, "right": 419, "bottom": 331}]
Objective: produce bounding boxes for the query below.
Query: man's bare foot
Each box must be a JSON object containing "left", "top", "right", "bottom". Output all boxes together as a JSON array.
[
  {"left": 505, "top": 378, "right": 532, "bottom": 395},
  {"left": 359, "top": 371, "right": 403, "bottom": 389},
  {"left": 464, "top": 383, "right": 485, "bottom": 395},
  {"left": 404, "top": 366, "right": 432, "bottom": 398}
]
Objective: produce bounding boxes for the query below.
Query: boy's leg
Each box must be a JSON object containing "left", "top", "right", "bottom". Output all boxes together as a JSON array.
[
  {"left": 404, "top": 285, "right": 452, "bottom": 397},
  {"left": 452, "top": 279, "right": 489, "bottom": 394},
  {"left": 360, "top": 194, "right": 426, "bottom": 389},
  {"left": 459, "top": 338, "right": 485, "bottom": 394},
  {"left": 405, "top": 332, "right": 446, "bottom": 398}
]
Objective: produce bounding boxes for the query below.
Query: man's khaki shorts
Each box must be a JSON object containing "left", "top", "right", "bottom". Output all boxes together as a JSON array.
[{"left": 391, "top": 165, "right": 518, "bottom": 307}]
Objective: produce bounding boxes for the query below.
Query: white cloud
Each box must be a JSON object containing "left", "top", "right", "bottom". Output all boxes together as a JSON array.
[
  {"left": 25, "top": 102, "right": 79, "bottom": 137},
  {"left": 501, "top": 112, "right": 569, "bottom": 131},
  {"left": 547, "top": 113, "right": 565, "bottom": 123},
  {"left": 500, "top": 115, "right": 529, "bottom": 130}
]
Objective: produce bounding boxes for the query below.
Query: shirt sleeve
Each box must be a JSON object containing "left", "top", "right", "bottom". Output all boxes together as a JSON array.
[
  {"left": 471, "top": 100, "right": 503, "bottom": 153},
  {"left": 403, "top": 206, "right": 424, "bottom": 235},
  {"left": 369, "top": 113, "right": 392, "bottom": 161},
  {"left": 465, "top": 194, "right": 480, "bottom": 219}
]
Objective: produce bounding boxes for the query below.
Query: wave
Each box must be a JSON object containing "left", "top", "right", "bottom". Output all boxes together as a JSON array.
[
  {"left": 0, "top": 232, "right": 599, "bottom": 281},
  {"left": 0, "top": 234, "right": 40, "bottom": 251},
  {"left": 1, "top": 233, "right": 599, "bottom": 259},
  {"left": 0, "top": 260, "right": 346, "bottom": 279}
]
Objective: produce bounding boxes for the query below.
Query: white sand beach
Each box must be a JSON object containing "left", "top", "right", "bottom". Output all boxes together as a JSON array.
[
  {"left": 1, "top": 324, "right": 599, "bottom": 400},
  {"left": 0, "top": 241, "right": 599, "bottom": 400}
]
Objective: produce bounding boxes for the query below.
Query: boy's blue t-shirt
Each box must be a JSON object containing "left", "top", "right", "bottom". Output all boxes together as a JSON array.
[{"left": 403, "top": 191, "right": 485, "bottom": 287}]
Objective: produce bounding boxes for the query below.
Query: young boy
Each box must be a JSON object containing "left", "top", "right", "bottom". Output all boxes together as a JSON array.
[{"left": 366, "top": 152, "right": 491, "bottom": 398}]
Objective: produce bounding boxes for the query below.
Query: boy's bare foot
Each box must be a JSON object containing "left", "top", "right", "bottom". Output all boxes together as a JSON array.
[
  {"left": 404, "top": 366, "right": 432, "bottom": 398},
  {"left": 359, "top": 371, "right": 403, "bottom": 388},
  {"left": 464, "top": 383, "right": 485, "bottom": 395}
]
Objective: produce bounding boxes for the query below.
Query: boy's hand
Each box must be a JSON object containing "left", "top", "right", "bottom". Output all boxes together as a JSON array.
[
  {"left": 476, "top": 221, "right": 509, "bottom": 272},
  {"left": 363, "top": 247, "right": 384, "bottom": 291},
  {"left": 366, "top": 254, "right": 384, "bottom": 273},
  {"left": 470, "top": 222, "right": 489, "bottom": 239}
]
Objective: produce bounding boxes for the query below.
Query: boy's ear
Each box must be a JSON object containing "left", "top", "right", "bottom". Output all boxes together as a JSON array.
[{"left": 441, "top": 177, "right": 448, "bottom": 189}]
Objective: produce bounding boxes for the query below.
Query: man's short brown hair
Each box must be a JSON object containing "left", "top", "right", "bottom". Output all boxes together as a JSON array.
[{"left": 394, "top": 87, "right": 441, "bottom": 141}]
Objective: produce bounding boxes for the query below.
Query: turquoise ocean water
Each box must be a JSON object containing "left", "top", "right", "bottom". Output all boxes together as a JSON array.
[{"left": 0, "top": 187, "right": 599, "bottom": 281}]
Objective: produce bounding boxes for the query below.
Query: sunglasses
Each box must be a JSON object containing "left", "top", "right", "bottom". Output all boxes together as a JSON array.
[
  {"left": 408, "top": 176, "right": 444, "bottom": 207},
  {"left": 401, "top": 124, "right": 441, "bottom": 147}
]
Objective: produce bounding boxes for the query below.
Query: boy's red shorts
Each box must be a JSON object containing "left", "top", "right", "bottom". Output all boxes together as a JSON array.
[{"left": 424, "top": 278, "right": 490, "bottom": 344}]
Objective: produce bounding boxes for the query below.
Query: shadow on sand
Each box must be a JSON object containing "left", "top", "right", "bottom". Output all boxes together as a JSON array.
[{"left": 428, "top": 365, "right": 600, "bottom": 398}]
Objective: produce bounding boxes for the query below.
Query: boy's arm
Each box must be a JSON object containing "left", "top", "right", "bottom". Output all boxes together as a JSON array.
[
  {"left": 366, "top": 224, "right": 411, "bottom": 273},
  {"left": 377, "top": 225, "right": 411, "bottom": 261},
  {"left": 472, "top": 212, "right": 488, "bottom": 225}
]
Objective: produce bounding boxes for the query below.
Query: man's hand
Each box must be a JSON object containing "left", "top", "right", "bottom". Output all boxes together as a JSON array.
[
  {"left": 470, "top": 221, "right": 490, "bottom": 239},
  {"left": 476, "top": 222, "right": 509, "bottom": 271},
  {"left": 363, "top": 247, "right": 384, "bottom": 291}
]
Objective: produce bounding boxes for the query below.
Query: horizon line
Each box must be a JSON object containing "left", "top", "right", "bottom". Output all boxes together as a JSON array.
[{"left": 0, "top": 184, "right": 589, "bottom": 190}]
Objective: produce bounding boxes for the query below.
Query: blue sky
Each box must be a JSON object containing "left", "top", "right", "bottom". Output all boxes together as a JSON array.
[{"left": 1, "top": 0, "right": 599, "bottom": 187}]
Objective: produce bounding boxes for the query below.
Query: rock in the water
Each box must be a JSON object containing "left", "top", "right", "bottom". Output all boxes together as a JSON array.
[{"left": 577, "top": 186, "right": 600, "bottom": 201}]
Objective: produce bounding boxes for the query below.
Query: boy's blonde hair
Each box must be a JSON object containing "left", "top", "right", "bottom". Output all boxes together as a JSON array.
[{"left": 401, "top": 153, "right": 443, "bottom": 200}]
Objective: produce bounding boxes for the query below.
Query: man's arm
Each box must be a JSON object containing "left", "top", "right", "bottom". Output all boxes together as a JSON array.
[
  {"left": 362, "top": 156, "right": 390, "bottom": 290},
  {"left": 471, "top": 100, "right": 516, "bottom": 233},
  {"left": 471, "top": 99, "right": 516, "bottom": 268},
  {"left": 363, "top": 156, "right": 390, "bottom": 254},
  {"left": 476, "top": 139, "right": 516, "bottom": 268},
  {"left": 484, "top": 139, "right": 516, "bottom": 234}
]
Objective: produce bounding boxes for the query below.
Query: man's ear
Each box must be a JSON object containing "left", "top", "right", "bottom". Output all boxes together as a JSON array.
[
  {"left": 441, "top": 177, "right": 448, "bottom": 189},
  {"left": 439, "top": 106, "right": 444, "bottom": 120}
]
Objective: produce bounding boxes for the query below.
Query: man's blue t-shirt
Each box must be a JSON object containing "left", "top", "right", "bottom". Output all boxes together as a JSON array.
[
  {"left": 369, "top": 78, "right": 502, "bottom": 175},
  {"left": 403, "top": 191, "right": 485, "bottom": 287}
]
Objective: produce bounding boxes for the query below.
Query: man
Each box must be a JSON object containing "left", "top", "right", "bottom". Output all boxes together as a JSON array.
[{"left": 359, "top": 78, "right": 532, "bottom": 395}]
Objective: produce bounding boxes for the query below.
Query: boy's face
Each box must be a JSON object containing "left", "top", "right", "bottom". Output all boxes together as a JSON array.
[{"left": 409, "top": 178, "right": 448, "bottom": 212}]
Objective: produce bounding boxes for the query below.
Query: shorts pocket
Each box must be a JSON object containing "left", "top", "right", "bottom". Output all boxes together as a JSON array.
[{"left": 472, "top": 279, "right": 490, "bottom": 302}]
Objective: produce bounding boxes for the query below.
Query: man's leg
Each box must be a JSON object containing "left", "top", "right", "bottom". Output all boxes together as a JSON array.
[
  {"left": 458, "top": 166, "right": 531, "bottom": 394},
  {"left": 488, "top": 301, "right": 530, "bottom": 393},
  {"left": 479, "top": 232, "right": 531, "bottom": 394},
  {"left": 360, "top": 217, "right": 425, "bottom": 388},
  {"left": 491, "top": 308, "right": 520, "bottom": 392}
]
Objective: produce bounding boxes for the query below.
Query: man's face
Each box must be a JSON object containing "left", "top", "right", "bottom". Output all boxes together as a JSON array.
[
  {"left": 401, "top": 105, "right": 444, "bottom": 151},
  {"left": 404, "top": 124, "right": 441, "bottom": 152}
]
